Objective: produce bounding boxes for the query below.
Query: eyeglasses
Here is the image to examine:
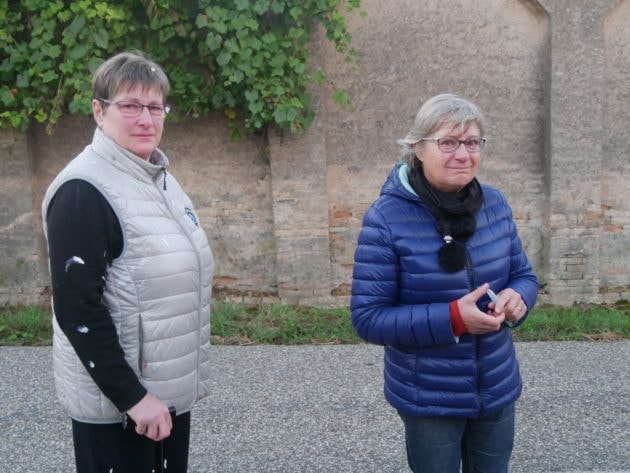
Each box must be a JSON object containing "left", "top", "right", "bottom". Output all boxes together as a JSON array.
[
  {"left": 418, "top": 136, "right": 486, "bottom": 153},
  {"left": 97, "top": 99, "right": 170, "bottom": 117}
]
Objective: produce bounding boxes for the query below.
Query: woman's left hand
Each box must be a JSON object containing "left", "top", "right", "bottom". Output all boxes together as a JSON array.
[{"left": 489, "top": 288, "right": 527, "bottom": 324}]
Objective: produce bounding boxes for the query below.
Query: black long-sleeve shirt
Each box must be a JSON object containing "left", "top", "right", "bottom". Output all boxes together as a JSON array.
[{"left": 46, "top": 179, "right": 146, "bottom": 412}]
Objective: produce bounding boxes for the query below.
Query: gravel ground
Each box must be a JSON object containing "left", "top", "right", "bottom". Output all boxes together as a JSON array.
[{"left": 1, "top": 342, "right": 628, "bottom": 472}]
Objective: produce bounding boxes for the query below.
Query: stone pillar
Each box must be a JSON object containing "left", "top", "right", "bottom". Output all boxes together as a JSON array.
[
  {"left": 267, "top": 31, "right": 334, "bottom": 306},
  {"left": 267, "top": 124, "right": 333, "bottom": 305},
  {"left": 600, "top": 1, "right": 630, "bottom": 303},
  {"left": 0, "top": 129, "right": 41, "bottom": 305},
  {"left": 539, "top": 0, "right": 617, "bottom": 304}
]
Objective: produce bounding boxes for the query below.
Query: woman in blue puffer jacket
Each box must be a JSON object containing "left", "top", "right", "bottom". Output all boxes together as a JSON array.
[{"left": 351, "top": 93, "right": 539, "bottom": 473}]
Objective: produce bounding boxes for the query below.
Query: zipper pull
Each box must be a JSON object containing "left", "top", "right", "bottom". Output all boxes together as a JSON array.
[{"left": 162, "top": 167, "right": 167, "bottom": 190}]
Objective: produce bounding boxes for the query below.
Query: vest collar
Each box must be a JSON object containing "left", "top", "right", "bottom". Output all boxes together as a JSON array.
[{"left": 92, "top": 127, "right": 169, "bottom": 181}]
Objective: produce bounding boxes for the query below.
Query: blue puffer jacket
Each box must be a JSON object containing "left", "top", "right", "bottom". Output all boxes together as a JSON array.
[{"left": 351, "top": 163, "right": 539, "bottom": 418}]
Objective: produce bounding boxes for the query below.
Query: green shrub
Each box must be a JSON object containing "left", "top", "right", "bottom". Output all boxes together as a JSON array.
[{"left": 0, "top": 0, "right": 363, "bottom": 137}]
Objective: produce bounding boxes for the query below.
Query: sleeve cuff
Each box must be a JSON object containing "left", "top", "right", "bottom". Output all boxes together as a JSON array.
[
  {"left": 449, "top": 300, "right": 467, "bottom": 337},
  {"left": 117, "top": 383, "right": 148, "bottom": 413}
]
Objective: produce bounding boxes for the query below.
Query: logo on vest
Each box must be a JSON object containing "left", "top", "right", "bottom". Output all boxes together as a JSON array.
[{"left": 185, "top": 207, "right": 199, "bottom": 226}]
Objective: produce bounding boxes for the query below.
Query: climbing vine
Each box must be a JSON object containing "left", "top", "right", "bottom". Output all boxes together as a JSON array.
[{"left": 0, "top": 0, "right": 363, "bottom": 137}]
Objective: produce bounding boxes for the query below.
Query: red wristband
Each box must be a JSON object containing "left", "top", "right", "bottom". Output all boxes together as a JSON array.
[{"left": 450, "top": 300, "right": 467, "bottom": 337}]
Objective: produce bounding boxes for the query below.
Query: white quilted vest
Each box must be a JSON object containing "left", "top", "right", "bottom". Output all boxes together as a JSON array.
[{"left": 42, "top": 128, "right": 214, "bottom": 423}]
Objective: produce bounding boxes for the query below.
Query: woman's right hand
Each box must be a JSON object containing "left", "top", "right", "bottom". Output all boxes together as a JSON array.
[
  {"left": 126, "top": 393, "right": 173, "bottom": 441},
  {"left": 457, "top": 283, "right": 505, "bottom": 334}
]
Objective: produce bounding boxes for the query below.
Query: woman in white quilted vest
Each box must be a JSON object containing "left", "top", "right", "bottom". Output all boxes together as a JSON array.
[{"left": 42, "top": 51, "right": 214, "bottom": 473}]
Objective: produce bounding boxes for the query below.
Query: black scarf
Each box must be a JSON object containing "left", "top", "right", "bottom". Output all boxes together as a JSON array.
[{"left": 408, "top": 165, "right": 483, "bottom": 272}]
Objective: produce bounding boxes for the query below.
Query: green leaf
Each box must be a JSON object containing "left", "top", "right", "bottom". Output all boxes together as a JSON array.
[
  {"left": 41, "top": 70, "right": 58, "bottom": 83},
  {"left": 224, "top": 38, "right": 240, "bottom": 54},
  {"left": 248, "top": 101, "right": 263, "bottom": 114},
  {"left": 29, "top": 37, "right": 44, "bottom": 50},
  {"left": 11, "top": 112, "right": 27, "bottom": 129},
  {"left": 0, "top": 87, "right": 16, "bottom": 106},
  {"left": 262, "top": 32, "right": 277, "bottom": 44},
  {"left": 333, "top": 89, "right": 349, "bottom": 105},
  {"left": 205, "top": 33, "right": 222, "bottom": 51},
  {"left": 94, "top": 28, "right": 109, "bottom": 49},
  {"left": 216, "top": 52, "right": 232, "bottom": 66},
  {"left": 234, "top": 0, "right": 249, "bottom": 11},
  {"left": 211, "top": 19, "right": 228, "bottom": 34},
  {"left": 253, "top": 0, "right": 270, "bottom": 15},
  {"left": 244, "top": 90, "right": 259, "bottom": 101},
  {"left": 42, "top": 44, "right": 61, "bottom": 59},
  {"left": 311, "top": 70, "right": 325, "bottom": 86},
  {"left": 245, "top": 18, "right": 259, "bottom": 30},
  {"left": 87, "top": 58, "right": 104, "bottom": 74},
  {"left": 65, "top": 14, "right": 86, "bottom": 37},
  {"left": 289, "top": 6, "right": 302, "bottom": 20},
  {"left": 271, "top": 1, "right": 285, "bottom": 14},
  {"left": 35, "top": 109, "right": 48, "bottom": 122},
  {"left": 273, "top": 108, "right": 287, "bottom": 123},
  {"left": 270, "top": 52, "right": 287, "bottom": 67},
  {"left": 196, "top": 14, "right": 209, "bottom": 28},
  {"left": 59, "top": 61, "right": 75, "bottom": 74},
  {"left": 68, "top": 44, "right": 88, "bottom": 60},
  {"left": 290, "top": 97, "right": 303, "bottom": 108},
  {"left": 68, "top": 97, "right": 90, "bottom": 114},
  {"left": 16, "top": 74, "right": 29, "bottom": 88}
]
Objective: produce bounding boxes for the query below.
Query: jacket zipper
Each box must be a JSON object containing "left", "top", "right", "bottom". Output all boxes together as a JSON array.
[
  {"left": 465, "top": 248, "right": 484, "bottom": 417},
  {"left": 465, "top": 249, "right": 475, "bottom": 290},
  {"left": 154, "top": 173, "right": 204, "bottom": 401}
]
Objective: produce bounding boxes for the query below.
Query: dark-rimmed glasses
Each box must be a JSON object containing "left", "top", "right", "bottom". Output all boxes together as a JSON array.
[
  {"left": 97, "top": 99, "right": 170, "bottom": 117},
  {"left": 418, "top": 136, "right": 486, "bottom": 153}
]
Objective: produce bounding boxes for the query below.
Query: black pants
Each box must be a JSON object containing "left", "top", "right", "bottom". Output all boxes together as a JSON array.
[{"left": 71, "top": 412, "right": 191, "bottom": 473}]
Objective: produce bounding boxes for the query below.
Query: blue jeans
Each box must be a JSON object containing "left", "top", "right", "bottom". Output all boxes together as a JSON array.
[{"left": 399, "top": 402, "right": 515, "bottom": 473}]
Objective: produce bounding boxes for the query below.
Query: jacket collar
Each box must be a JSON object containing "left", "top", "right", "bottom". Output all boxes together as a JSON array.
[
  {"left": 380, "top": 161, "right": 421, "bottom": 202},
  {"left": 397, "top": 163, "right": 417, "bottom": 196}
]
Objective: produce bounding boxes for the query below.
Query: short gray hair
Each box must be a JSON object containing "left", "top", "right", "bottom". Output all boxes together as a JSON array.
[
  {"left": 397, "top": 93, "right": 486, "bottom": 169},
  {"left": 92, "top": 51, "right": 170, "bottom": 102}
]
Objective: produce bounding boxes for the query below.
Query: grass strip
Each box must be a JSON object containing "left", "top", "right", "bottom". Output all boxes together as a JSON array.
[
  {"left": 512, "top": 302, "right": 630, "bottom": 342},
  {"left": 0, "top": 305, "right": 52, "bottom": 346},
  {"left": 1, "top": 301, "right": 628, "bottom": 346}
]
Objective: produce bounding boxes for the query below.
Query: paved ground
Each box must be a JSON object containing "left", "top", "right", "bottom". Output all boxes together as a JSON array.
[{"left": 1, "top": 342, "right": 628, "bottom": 473}]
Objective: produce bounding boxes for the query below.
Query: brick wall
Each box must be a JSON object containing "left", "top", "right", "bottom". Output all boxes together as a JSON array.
[{"left": 1, "top": 0, "right": 629, "bottom": 307}]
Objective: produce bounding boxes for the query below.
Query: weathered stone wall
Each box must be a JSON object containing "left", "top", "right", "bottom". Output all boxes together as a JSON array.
[
  {"left": 601, "top": 0, "right": 630, "bottom": 302},
  {"left": 1, "top": 0, "right": 629, "bottom": 307},
  {"left": 0, "top": 130, "right": 39, "bottom": 305},
  {"left": 322, "top": 0, "right": 550, "bottom": 302}
]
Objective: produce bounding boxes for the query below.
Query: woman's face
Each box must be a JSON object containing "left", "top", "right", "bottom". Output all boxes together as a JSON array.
[
  {"left": 92, "top": 84, "right": 165, "bottom": 161},
  {"left": 414, "top": 122, "right": 482, "bottom": 193}
]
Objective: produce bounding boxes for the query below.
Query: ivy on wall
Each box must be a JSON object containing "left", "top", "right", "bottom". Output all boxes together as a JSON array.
[{"left": 0, "top": 0, "right": 363, "bottom": 138}]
